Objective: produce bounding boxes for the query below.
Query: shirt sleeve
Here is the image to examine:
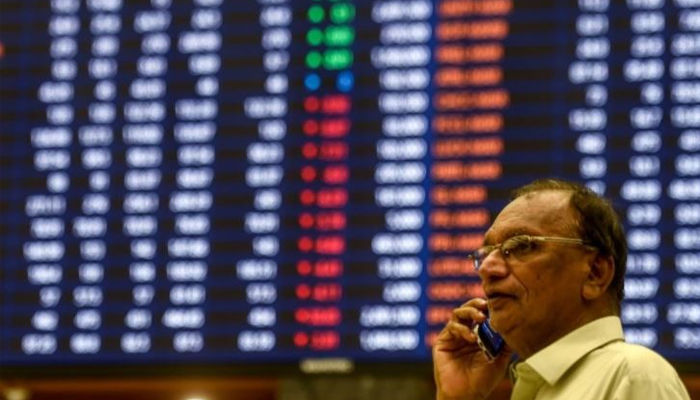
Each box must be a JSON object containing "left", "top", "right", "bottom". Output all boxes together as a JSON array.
[{"left": 612, "top": 374, "right": 691, "bottom": 400}]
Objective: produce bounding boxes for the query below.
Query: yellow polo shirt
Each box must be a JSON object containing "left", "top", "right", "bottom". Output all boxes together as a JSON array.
[{"left": 511, "top": 316, "right": 690, "bottom": 400}]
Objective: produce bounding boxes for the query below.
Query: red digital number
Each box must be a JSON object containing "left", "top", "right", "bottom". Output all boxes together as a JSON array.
[
  {"left": 321, "top": 94, "right": 351, "bottom": 114},
  {"left": 316, "top": 211, "right": 346, "bottom": 231},
  {"left": 314, "top": 259, "right": 343, "bottom": 278},
  {"left": 315, "top": 235, "right": 345, "bottom": 255},
  {"left": 295, "top": 307, "right": 341, "bottom": 326},
  {"left": 311, "top": 331, "right": 340, "bottom": 350},
  {"left": 316, "top": 188, "right": 347, "bottom": 208},
  {"left": 320, "top": 118, "right": 350, "bottom": 138},
  {"left": 318, "top": 142, "right": 348, "bottom": 161},
  {"left": 322, "top": 164, "right": 349, "bottom": 185}
]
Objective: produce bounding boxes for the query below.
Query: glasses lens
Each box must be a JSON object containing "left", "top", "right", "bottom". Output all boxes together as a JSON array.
[
  {"left": 502, "top": 236, "right": 534, "bottom": 257},
  {"left": 470, "top": 247, "right": 489, "bottom": 270},
  {"left": 472, "top": 257, "right": 481, "bottom": 271}
]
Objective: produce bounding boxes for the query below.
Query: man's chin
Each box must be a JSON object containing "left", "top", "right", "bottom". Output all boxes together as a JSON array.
[
  {"left": 489, "top": 314, "right": 504, "bottom": 333},
  {"left": 487, "top": 296, "right": 514, "bottom": 317},
  {"left": 487, "top": 304, "right": 516, "bottom": 334}
]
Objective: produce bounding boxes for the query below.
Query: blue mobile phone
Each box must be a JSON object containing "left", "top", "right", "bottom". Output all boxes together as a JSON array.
[{"left": 473, "top": 318, "right": 505, "bottom": 359}]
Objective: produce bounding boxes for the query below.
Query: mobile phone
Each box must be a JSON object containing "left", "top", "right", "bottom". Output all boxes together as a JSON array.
[{"left": 473, "top": 318, "right": 505, "bottom": 359}]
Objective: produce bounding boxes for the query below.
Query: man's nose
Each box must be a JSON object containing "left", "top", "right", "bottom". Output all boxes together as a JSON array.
[{"left": 477, "top": 250, "right": 509, "bottom": 280}]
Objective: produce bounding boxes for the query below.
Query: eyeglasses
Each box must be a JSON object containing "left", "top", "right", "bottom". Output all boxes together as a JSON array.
[{"left": 468, "top": 235, "right": 597, "bottom": 271}]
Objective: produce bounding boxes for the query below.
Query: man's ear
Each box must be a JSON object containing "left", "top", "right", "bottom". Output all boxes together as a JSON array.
[{"left": 582, "top": 254, "right": 615, "bottom": 301}]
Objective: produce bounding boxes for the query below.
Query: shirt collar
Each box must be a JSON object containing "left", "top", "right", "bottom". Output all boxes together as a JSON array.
[{"left": 520, "top": 316, "right": 625, "bottom": 386}]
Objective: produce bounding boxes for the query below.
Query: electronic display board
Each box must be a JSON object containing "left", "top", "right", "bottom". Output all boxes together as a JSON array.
[{"left": 1, "top": 0, "right": 699, "bottom": 372}]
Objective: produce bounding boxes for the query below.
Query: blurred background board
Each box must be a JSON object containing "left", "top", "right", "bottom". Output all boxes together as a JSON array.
[{"left": 0, "top": 0, "right": 699, "bottom": 389}]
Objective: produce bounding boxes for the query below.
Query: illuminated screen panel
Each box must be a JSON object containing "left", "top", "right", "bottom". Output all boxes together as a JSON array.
[{"left": 1, "top": 0, "right": 699, "bottom": 370}]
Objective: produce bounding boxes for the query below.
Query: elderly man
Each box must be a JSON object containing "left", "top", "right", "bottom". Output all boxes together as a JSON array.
[{"left": 433, "top": 178, "right": 690, "bottom": 400}]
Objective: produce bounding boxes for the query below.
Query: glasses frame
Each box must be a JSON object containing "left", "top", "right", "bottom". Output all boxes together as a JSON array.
[{"left": 468, "top": 235, "right": 597, "bottom": 271}]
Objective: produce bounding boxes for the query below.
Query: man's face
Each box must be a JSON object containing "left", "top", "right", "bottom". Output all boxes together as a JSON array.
[{"left": 477, "top": 190, "right": 594, "bottom": 354}]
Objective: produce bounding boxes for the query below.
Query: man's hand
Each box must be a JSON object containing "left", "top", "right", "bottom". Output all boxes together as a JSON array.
[{"left": 433, "top": 298, "right": 512, "bottom": 400}]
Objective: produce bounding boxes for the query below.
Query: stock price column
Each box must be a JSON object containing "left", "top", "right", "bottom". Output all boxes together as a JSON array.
[
  {"left": 615, "top": 0, "right": 664, "bottom": 350},
  {"left": 235, "top": 0, "right": 291, "bottom": 354},
  {"left": 365, "top": 0, "right": 432, "bottom": 354},
  {"left": 292, "top": 1, "right": 354, "bottom": 354},
  {"left": 425, "top": 0, "right": 510, "bottom": 347},
  {"left": 667, "top": 1, "right": 700, "bottom": 354},
  {"left": 21, "top": 0, "right": 84, "bottom": 356}
]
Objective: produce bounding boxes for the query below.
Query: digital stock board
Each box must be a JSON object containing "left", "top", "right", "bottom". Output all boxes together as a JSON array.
[{"left": 1, "top": 0, "right": 699, "bottom": 373}]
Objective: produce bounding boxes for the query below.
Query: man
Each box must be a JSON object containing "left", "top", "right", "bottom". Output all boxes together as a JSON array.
[{"left": 433, "top": 178, "right": 690, "bottom": 400}]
